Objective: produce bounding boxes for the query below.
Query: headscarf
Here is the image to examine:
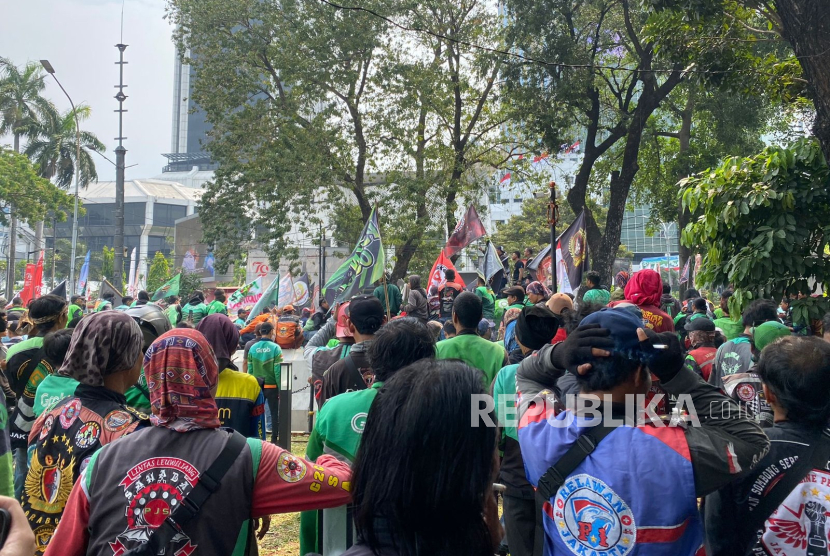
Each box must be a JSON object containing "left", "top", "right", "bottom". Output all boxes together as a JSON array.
[
  {"left": 582, "top": 288, "right": 611, "bottom": 306},
  {"left": 57, "top": 311, "right": 143, "bottom": 387},
  {"left": 526, "top": 281, "right": 551, "bottom": 299},
  {"left": 144, "top": 329, "right": 221, "bottom": 432},
  {"left": 614, "top": 271, "right": 630, "bottom": 289},
  {"left": 196, "top": 314, "right": 240, "bottom": 362},
  {"left": 623, "top": 269, "right": 663, "bottom": 307}
]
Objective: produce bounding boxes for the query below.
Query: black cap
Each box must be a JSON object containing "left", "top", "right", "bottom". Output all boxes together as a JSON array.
[
  {"left": 348, "top": 295, "right": 385, "bottom": 333},
  {"left": 686, "top": 317, "right": 715, "bottom": 332},
  {"left": 503, "top": 286, "right": 525, "bottom": 298},
  {"left": 515, "top": 305, "right": 559, "bottom": 351}
]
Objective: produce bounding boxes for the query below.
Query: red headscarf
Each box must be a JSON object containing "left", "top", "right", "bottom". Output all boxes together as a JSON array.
[
  {"left": 144, "top": 329, "right": 221, "bottom": 432},
  {"left": 623, "top": 269, "right": 663, "bottom": 307}
]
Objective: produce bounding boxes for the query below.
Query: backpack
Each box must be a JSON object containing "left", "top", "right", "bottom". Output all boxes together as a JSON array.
[{"left": 276, "top": 318, "right": 300, "bottom": 348}]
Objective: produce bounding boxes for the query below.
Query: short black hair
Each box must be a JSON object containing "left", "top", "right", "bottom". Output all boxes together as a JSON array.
[
  {"left": 444, "top": 269, "right": 456, "bottom": 282},
  {"left": 585, "top": 271, "right": 600, "bottom": 287},
  {"left": 214, "top": 289, "right": 226, "bottom": 302},
  {"left": 742, "top": 299, "right": 778, "bottom": 328},
  {"left": 512, "top": 250, "right": 521, "bottom": 258},
  {"left": 12, "top": 297, "right": 22, "bottom": 305},
  {"left": 102, "top": 292, "right": 115, "bottom": 301},
  {"left": 525, "top": 247, "right": 534, "bottom": 255},
  {"left": 721, "top": 289, "right": 733, "bottom": 300},
  {"left": 30, "top": 295, "right": 68, "bottom": 334},
  {"left": 43, "top": 328, "right": 73, "bottom": 368},
  {"left": 560, "top": 303, "right": 604, "bottom": 335},
  {"left": 368, "top": 318, "right": 435, "bottom": 382},
  {"left": 259, "top": 322, "right": 274, "bottom": 335},
  {"left": 254, "top": 323, "right": 263, "bottom": 336},
  {"left": 137, "top": 290, "right": 150, "bottom": 301},
  {"left": 684, "top": 288, "right": 700, "bottom": 300},
  {"left": 662, "top": 284, "right": 671, "bottom": 295},
  {"left": 692, "top": 297, "right": 708, "bottom": 312},
  {"left": 71, "top": 295, "right": 84, "bottom": 304},
  {"left": 453, "top": 292, "right": 482, "bottom": 329},
  {"left": 757, "top": 337, "right": 830, "bottom": 426},
  {"left": 351, "top": 360, "right": 496, "bottom": 556},
  {"left": 122, "top": 296, "right": 134, "bottom": 305},
  {"left": 443, "top": 321, "right": 456, "bottom": 336},
  {"left": 575, "top": 353, "right": 644, "bottom": 393}
]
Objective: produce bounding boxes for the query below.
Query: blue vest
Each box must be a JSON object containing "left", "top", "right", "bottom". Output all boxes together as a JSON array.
[{"left": 519, "top": 410, "right": 704, "bottom": 556}]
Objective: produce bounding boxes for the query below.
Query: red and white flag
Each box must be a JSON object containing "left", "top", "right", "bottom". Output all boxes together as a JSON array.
[
  {"left": 565, "top": 140, "right": 581, "bottom": 154},
  {"left": 428, "top": 251, "right": 466, "bottom": 293},
  {"left": 531, "top": 152, "right": 549, "bottom": 169},
  {"left": 444, "top": 205, "right": 488, "bottom": 258},
  {"left": 499, "top": 172, "right": 512, "bottom": 187}
]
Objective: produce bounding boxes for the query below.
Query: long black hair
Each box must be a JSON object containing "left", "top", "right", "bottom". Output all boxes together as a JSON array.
[{"left": 351, "top": 359, "right": 497, "bottom": 556}]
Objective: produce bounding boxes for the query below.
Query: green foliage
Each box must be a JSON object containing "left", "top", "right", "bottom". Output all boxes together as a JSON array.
[
  {"left": 0, "top": 148, "right": 74, "bottom": 226},
  {"left": 146, "top": 252, "right": 171, "bottom": 294},
  {"left": 681, "top": 138, "right": 830, "bottom": 324},
  {"left": 101, "top": 246, "right": 114, "bottom": 280},
  {"left": 179, "top": 271, "right": 204, "bottom": 302}
]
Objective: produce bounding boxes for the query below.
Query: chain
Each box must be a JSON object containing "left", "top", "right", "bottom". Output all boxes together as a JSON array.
[{"left": 291, "top": 384, "right": 311, "bottom": 394}]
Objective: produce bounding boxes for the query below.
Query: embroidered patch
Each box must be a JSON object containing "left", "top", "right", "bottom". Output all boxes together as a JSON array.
[
  {"left": 74, "top": 421, "right": 101, "bottom": 449},
  {"left": 351, "top": 412, "right": 367, "bottom": 434},
  {"left": 59, "top": 399, "right": 82, "bottom": 429},
  {"left": 762, "top": 469, "right": 830, "bottom": 553},
  {"left": 553, "top": 474, "right": 636, "bottom": 555},
  {"left": 104, "top": 409, "right": 133, "bottom": 432},
  {"left": 32, "top": 524, "right": 56, "bottom": 553},
  {"left": 39, "top": 415, "right": 54, "bottom": 441},
  {"left": 736, "top": 383, "right": 756, "bottom": 402},
  {"left": 276, "top": 452, "right": 307, "bottom": 483}
]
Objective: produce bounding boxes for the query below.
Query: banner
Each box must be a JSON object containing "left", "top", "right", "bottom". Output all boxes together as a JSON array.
[
  {"left": 322, "top": 206, "right": 385, "bottom": 305},
  {"left": 227, "top": 277, "right": 263, "bottom": 313},
  {"left": 247, "top": 275, "right": 279, "bottom": 322},
  {"left": 428, "top": 251, "right": 466, "bottom": 293},
  {"left": 557, "top": 211, "right": 588, "bottom": 293},
  {"left": 33, "top": 251, "right": 44, "bottom": 298},
  {"left": 478, "top": 241, "right": 504, "bottom": 285},
  {"left": 680, "top": 257, "right": 691, "bottom": 284},
  {"left": 444, "top": 205, "right": 488, "bottom": 258},
  {"left": 77, "top": 251, "right": 91, "bottom": 296},
  {"left": 20, "top": 263, "right": 36, "bottom": 305},
  {"left": 151, "top": 273, "right": 181, "bottom": 301},
  {"left": 293, "top": 265, "right": 312, "bottom": 309},
  {"left": 48, "top": 280, "right": 68, "bottom": 300},
  {"left": 127, "top": 248, "right": 137, "bottom": 297},
  {"left": 278, "top": 272, "right": 295, "bottom": 308}
]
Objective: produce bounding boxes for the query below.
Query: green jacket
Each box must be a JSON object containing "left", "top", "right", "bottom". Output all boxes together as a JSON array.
[
  {"left": 181, "top": 302, "right": 208, "bottom": 325},
  {"left": 492, "top": 364, "right": 519, "bottom": 442},
  {"left": 372, "top": 284, "right": 402, "bottom": 316},
  {"left": 206, "top": 299, "right": 229, "bottom": 316},
  {"left": 34, "top": 371, "right": 152, "bottom": 418},
  {"left": 475, "top": 286, "right": 496, "bottom": 320},
  {"left": 166, "top": 304, "right": 180, "bottom": 326},
  {"left": 67, "top": 304, "right": 84, "bottom": 324},
  {"left": 95, "top": 300, "right": 112, "bottom": 312},
  {"left": 713, "top": 317, "right": 745, "bottom": 340},
  {"left": 246, "top": 339, "right": 283, "bottom": 387},
  {"left": 307, "top": 381, "right": 383, "bottom": 463},
  {"left": 436, "top": 331, "right": 507, "bottom": 386}
]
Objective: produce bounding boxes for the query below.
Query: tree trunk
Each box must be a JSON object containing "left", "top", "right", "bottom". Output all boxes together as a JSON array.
[
  {"left": 7, "top": 132, "right": 20, "bottom": 298},
  {"left": 775, "top": 0, "right": 830, "bottom": 163},
  {"left": 676, "top": 90, "right": 695, "bottom": 291}
]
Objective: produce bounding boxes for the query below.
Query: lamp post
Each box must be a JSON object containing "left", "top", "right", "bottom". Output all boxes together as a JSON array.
[{"left": 40, "top": 60, "right": 82, "bottom": 295}]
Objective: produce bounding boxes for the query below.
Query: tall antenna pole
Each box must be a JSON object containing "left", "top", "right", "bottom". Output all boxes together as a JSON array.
[{"left": 113, "top": 43, "right": 128, "bottom": 292}]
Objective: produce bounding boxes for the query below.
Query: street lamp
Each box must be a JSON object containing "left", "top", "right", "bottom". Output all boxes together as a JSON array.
[{"left": 40, "top": 60, "right": 82, "bottom": 295}]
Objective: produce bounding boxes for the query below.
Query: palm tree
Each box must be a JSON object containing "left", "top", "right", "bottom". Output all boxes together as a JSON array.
[
  {"left": 0, "top": 58, "right": 55, "bottom": 297},
  {"left": 25, "top": 104, "right": 105, "bottom": 189}
]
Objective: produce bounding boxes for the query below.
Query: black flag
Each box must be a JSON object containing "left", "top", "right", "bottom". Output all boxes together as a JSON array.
[{"left": 48, "top": 280, "right": 68, "bottom": 300}]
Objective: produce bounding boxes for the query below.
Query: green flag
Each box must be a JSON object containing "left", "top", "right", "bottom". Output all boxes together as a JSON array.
[
  {"left": 322, "top": 206, "right": 385, "bottom": 305},
  {"left": 246, "top": 275, "right": 279, "bottom": 322},
  {"left": 151, "top": 273, "right": 181, "bottom": 301}
]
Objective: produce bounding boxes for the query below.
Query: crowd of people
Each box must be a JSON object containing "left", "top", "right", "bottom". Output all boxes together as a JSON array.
[{"left": 0, "top": 264, "right": 825, "bottom": 556}]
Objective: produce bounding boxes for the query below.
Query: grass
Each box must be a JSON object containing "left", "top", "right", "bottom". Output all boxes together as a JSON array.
[{"left": 258, "top": 435, "right": 308, "bottom": 556}]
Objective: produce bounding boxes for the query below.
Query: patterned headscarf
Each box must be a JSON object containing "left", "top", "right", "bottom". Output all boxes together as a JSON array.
[
  {"left": 615, "top": 271, "right": 630, "bottom": 289},
  {"left": 196, "top": 314, "right": 239, "bottom": 362},
  {"left": 144, "top": 329, "right": 221, "bottom": 432},
  {"left": 57, "top": 311, "right": 143, "bottom": 387}
]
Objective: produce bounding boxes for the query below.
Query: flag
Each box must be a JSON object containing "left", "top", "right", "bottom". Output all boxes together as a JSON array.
[
  {"left": 310, "top": 284, "right": 320, "bottom": 312},
  {"left": 565, "top": 140, "right": 581, "bottom": 154},
  {"left": 322, "top": 206, "right": 385, "bottom": 305},
  {"left": 33, "top": 251, "right": 44, "bottom": 298},
  {"left": 99, "top": 280, "right": 123, "bottom": 308},
  {"left": 527, "top": 244, "right": 553, "bottom": 283},
  {"left": 228, "top": 277, "right": 263, "bottom": 313},
  {"left": 428, "top": 251, "right": 466, "bottom": 293},
  {"left": 278, "top": 272, "right": 295, "bottom": 308},
  {"left": 151, "top": 273, "right": 181, "bottom": 301},
  {"left": 444, "top": 205, "right": 488, "bottom": 258},
  {"left": 77, "top": 251, "right": 91, "bottom": 296},
  {"left": 49, "top": 280, "right": 67, "bottom": 300},
  {"left": 293, "top": 264, "right": 312, "bottom": 309},
  {"left": 127, "top": 248, "right": 137, "bottom": 296},
  {"left": 499, "top": 173, "right": 512, "bottom": 187},
  {"left": 531, "top": 152, "right": 549, "bottom": 169},
  {"left": 680, "top": 257, "right": 690, "bottom": 284},
  {"left": 247, "top": 274, "right": 279, "bottom": 322},
  {"left": 558, "top": 211, "right": 588, "bottom": 293},
  {"left": 478, "top": 241, "right": 504, "bottom": 285},
  {"left": 20, "top": 263, "right": 37, "bottom": 305}
]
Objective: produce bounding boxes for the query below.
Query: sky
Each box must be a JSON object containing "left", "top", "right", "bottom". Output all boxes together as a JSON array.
[{"left": 1, "top": 0, "right": 174, "bottom": 181}]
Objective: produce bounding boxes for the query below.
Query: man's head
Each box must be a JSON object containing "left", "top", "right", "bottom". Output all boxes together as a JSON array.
[
  {"left": 259, "top": 322, "right": 275, "bottom": 341},
  {"left": 102, "top": 292, "right": 115, "bottom": 302},
  {"left": 137, "top": 290, "right": 150, "bottom": 302},
  {"left": 11, "top": 297, "right": 22, "bottom": 307},
  {"left": 282, "top": 304, "right": 295, "bottom": 315},
  {"left": 444, "top": 269, "right": 456, "bottom": 283},
  {"left": 515, "top": 305, "right": 559, "bottom": 354},
  {"left": 757, "top": 336, "right": 830, "bottom": 426},
  {"left": 214, "top": 289, "right": 227, "bottom": 303},
  {"left": 166, "top": 295, "right": 179, "bottom": 305},
  {"left": 503, "top": 286, "right": 524, "bottom": 306},
  {"left": 692, "top": 297, "right": 708, "bottom": 314},
  {"left": 547, "top": 292, "right": 573, "bottom": 315},
  {"left": 71, "top": 295, "right": 85, "bottom": 306},
  {"left": 477, "top": 274, "right": 486, "bottom": 287},
  {"left": 451, "top": 292, "right": 483, "bottom": 331},
  {"left": 685, "top": 317, "right": 715, "bottom": 348},
  {"left": 442, "top": 321, "right": 457, "bottom": 339},
  {"left": 348, "top": 295, "right": 385, "bottom": 339},
  {"left": 526, "top": 281, "right": 549, "bottom": 304},
  {"left": 524, "top": 247, "right": 533, "bottom": 258},
  {"left": 511, "top": 251, "right": 520, "bottom": 261},
  {"left": 751, "top": 320, "right": 791, "bottom": 361},
  {"left": 662, "top": 284, "right": 671, "bottom": 295},
  {"left": 30, "top": 295, "right": 69, "bottom": 335},
  {"left": 683, "top": 288, "right": 700, "bottom": 301},
  {"left": 496, "top": 246, "right": 505, "bottom": 256},
  {"left": 823, "top": 313, "right": 830, "bottom": 343},
  {"left": 368, "top": 318, "right": 435, "bottom": 382},
  {"left": 122, "top": 296, "right": 135, "bottom": 306},
  {"left": 585, "top": 271, "right": 601, "bottom": 289},
  {"left": 576, "top": 308, "right": 651, "bottom": 395},
  {"left": 238, "top": 308, "right": 249, "bottom": 319},
  {"left": 254, "top": 323, "right": 263, "bottom": 338},
  {"left": 741, "top": 299, "right": 779, "bottom": 330},
  {"left": 320, "top": 298, "right": 330, "bottom": 311},
  {"left": 720, "top": 289, "right": 733, "bottom": 312}
]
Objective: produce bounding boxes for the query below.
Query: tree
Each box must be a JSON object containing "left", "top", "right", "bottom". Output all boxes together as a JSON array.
[
  {"left": 167, "top": 0, "right": 508, "bottom": 280},
  {"left": 652, "top": 0, "right": 830, "bottom": 163},
  {"left": 504, "top": 0, "right": 769, "bottom": 283},
  {"left": 179, "top": 270, "right": 204, "bottom": 302},
  {"left": 146, "top": 251, "right": 170, "bottom": 294},
  {"left": 101, "top": 246, "right": 114, "bottom": 281},
  {"left": 0, "top": 59, "right": 54, "bottom": 297},
  {"left": 25, "top": 104, "right": 105, "bottom": 189},
  {"left": 680, "top": 138, "right": 830, "bottom": 325}
]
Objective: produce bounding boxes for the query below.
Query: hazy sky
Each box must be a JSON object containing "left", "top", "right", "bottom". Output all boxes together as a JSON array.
[{"left": 1, "top": 0, "right": 174, "bottom": 181}]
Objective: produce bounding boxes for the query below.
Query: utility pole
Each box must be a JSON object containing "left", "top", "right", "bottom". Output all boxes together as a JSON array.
[
  {"left": 113, "top": 43, "right": 128, "bottom": 292},
  {"left": 320, "top": 227, "right": 326, "bottom": 286}
]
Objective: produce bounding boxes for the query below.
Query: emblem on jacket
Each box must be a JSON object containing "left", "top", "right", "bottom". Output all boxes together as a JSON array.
[
  {"left": 109, "top": 457, "right": 200, "bottom": 555},
  {"left": 762, "top": 470, "right": 830, "bottom": 554},
  {"left": 553, "top": 474, "right": 636, "bottom": 555}
]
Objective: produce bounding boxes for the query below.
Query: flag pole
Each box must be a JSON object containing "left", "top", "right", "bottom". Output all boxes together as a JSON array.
[
  {"left": 548, "top": 181, "right": 559, "bottom": 293},
  {"left": 382, "top": 272, "right": 391, "bottom": 321}
]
